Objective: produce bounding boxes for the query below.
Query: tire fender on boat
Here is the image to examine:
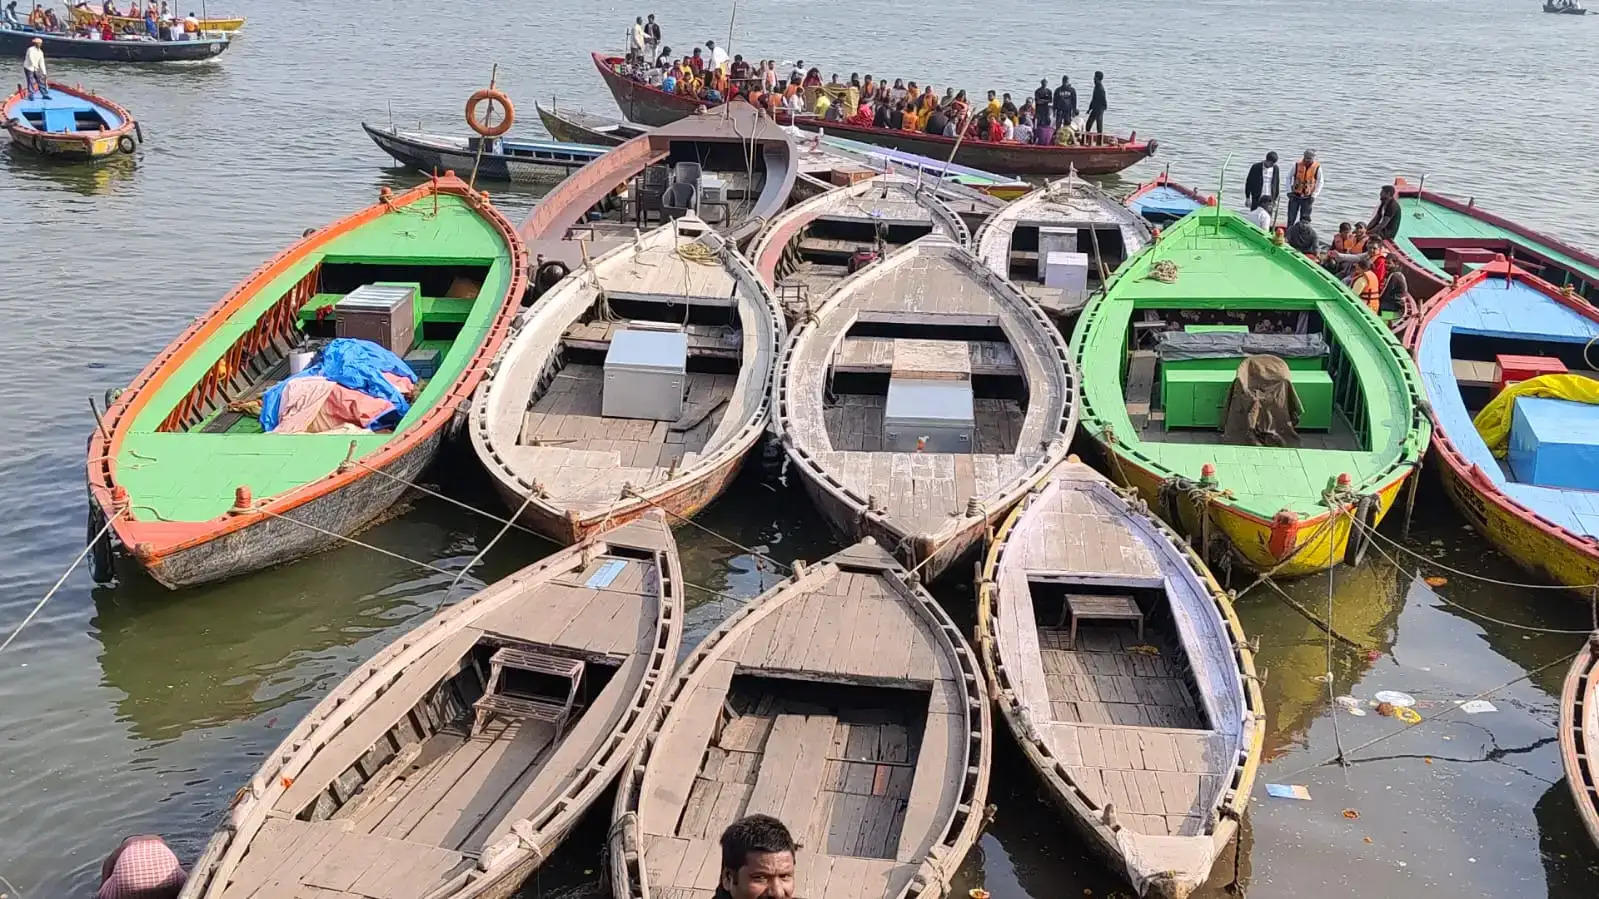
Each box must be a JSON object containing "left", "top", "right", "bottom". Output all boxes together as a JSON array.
[
  {"left": 466, "top": 89, "right": 515, "bottom": 137},
  {"left": 117, "top": 134, "right": 137, "bottom": 155}
]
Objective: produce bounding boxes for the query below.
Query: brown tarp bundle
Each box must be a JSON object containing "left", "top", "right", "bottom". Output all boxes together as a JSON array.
[{"left": 1222, "top": 354, "right": 1302, "bottom": 447}]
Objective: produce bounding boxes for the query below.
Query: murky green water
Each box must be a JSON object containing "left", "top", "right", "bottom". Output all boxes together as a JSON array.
[{"left": 2, "top": 0, "right": 1597, "bottom": 896}]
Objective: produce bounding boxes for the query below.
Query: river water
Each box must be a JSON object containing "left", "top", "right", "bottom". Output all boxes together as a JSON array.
[{"left": 2, "top": 0, "right": 1597, "bottom": 896}]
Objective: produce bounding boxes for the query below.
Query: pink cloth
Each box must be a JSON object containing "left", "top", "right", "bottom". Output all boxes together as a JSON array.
[
  {"left": 270, "top": 375, "right": 406, "bottom": 434},
  {"left": 98, "top": 836, "right": 186, "bottom": 899}
]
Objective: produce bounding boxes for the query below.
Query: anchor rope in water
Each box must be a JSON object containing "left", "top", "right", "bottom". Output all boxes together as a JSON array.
[
  {"left": 433, "top": 489, "right": 539, "bottom": 612},
  {"left": 250, "top": 507, "right": 462, "bottom": 580},
  {"left": 348, "top": 458, "right": 559, "bottom": 545},
  {"left": 0, "top": 509, "right": 122, "bottom": 656},
  {"left": 1357, "top": 514, "right": 1597, "bottom": 591},
  {"left": 623, "top": 486, "right": 792, "bottom": 575}
]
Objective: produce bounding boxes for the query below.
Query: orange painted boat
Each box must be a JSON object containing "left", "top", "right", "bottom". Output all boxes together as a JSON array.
[{"left": 85, "top": 174, "right": 528, "bottom": 588}]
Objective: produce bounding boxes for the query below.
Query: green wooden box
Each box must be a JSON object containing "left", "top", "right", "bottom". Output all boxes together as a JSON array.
[{"left": 1162, "top": 367, "right": 1335, "bottom": 430}]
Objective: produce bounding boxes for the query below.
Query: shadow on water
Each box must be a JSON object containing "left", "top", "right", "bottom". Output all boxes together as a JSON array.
[{"left": 4, "top": 148, "right": 140, "bottom": 196}]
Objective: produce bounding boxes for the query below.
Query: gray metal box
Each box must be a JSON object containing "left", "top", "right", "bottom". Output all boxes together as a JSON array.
[
  {"left": 883, "top": 377, "right": 975, "bottom": 453},
  {"left": 603, "top": 327, "right": 688, "bottom": 421},
  {"left": 335, "top": 282, "right": 417, "bottom": 354},
  {"left": 1036, "top": 226, "right": 1077, "bottom": 281}
]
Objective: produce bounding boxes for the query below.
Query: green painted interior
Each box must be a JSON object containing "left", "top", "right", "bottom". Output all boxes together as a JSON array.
[
  {"left": 1393, "top": 194, "right": 1599, "bottom": 283},
  {"left": 1071, "top": 207, "right": 1430, "bottom": 519},
  {"left": 116, "top": 194, "right": 513, "bottom": 523}
]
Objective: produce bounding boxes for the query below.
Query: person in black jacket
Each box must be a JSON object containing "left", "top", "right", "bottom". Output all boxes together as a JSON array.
[
  {"left": 1245, "top": 152, "right": 1281, "bottom": 214},
  {"left": 1367, "top": 184, "right": 1403, "bottom": 241},
  {"left": 1052, "top": 75, "right": 1077, "bottom": 127},
  {"left": 1033, "top": 78, "right": 1053, "bottom": 127},
  {"left": 1085, "top": 71, "right": 1108, "bottom": 136}
]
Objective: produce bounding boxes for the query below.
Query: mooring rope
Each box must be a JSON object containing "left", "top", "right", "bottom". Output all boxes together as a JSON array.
[
  {"left": 1357, "top": 515, "right": 1596, "bottom": 591},
  {"left": 434, "top": 489, "right": 539, "bottom": 612},
  {"left": 622, "top": 486, "right": 791, "bottom": 575},
  {"left": 251, "top": 507, "right": 461, "bottom": 580},
  {"left": 349, "top": 458, "right": 559, "bottom": 545},
  {"left": 0, "top": 510, "right": 121, "bottom": 656}
]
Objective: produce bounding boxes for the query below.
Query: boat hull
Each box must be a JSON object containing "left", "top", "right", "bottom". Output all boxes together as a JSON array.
[
  {"left": 1091, "top": 436, "right": 1413, "bottom": 578},
  {"left": 0, "top": 27, "right": 228, "bottom": 61},
  {"left": 1560, "top": 638, "right": 1599, "bottom": 853},
  {"left": 591, "top": 52, "right": 1154, "bottom": 176},
  {"left": 534, "top": 101, "right": 640, "bottom": 147},
  {"left": 1436, "top": 456, "right": 1599, "bottom": 594},
  {"left": 361, "top": 122, "right": 601, "bottom": 184}
]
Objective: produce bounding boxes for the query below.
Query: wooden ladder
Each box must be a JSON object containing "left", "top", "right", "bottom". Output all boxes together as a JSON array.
[{"left": 472, "top": 644, "right": 585, "bottom": 736}]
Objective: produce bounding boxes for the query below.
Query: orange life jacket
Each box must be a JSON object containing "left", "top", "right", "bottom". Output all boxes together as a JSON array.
[
  {"left": 1346, "top": 233, "right": 1368, "bottom": 254},
  {"left": 1331, "top": 234, "right": 1351, "bottom": 254},
  {"left": 1353, "top": 271, "right": 1380, "bottom": 311},
  {"left": 1292, "top": 160, "right": 1320, "bottom": 197}
]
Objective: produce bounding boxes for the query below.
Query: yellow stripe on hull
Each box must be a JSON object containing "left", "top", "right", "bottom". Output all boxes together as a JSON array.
[
  {"left": 1102, "top": 443, "right": 1412, "bottom": 578},
  {"left": 1439, "top": 463, "right": 1599, "bottom": 595}
]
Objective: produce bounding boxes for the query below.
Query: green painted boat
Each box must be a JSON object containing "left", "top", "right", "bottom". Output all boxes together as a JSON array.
[
  {"left": 1389, "top": 177, "right": 1599, "bottom": 303},
  {"left": 86, "top": 175, "right": 528, "bottom": 589},
  {"left": 1070, "top": 206, "right": 1430, "bottom": 578}
]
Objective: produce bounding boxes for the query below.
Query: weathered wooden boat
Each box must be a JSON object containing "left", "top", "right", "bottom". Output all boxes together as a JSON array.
[
  {"left": 65, "top": 4, "right": 245, "bottom": 32},
  {"left": 976, "top": 460, "right": 1262, "bottom": 898},
  {"left": 776, "top": 234, "right": 1075, "bottom": 581},
  {"left": 0, "top": 25, "right": 229, "bottom": 61},
  {"left": 535, "top": 99, "right": 648, "bottom": 147},
  {"left": 975, "top": 171, "right": 1152, "bottom": 320},
  {"left": 3, "top": 80, "right": 139, "bottom": 161},
  {"left": 1387, "top": 178, "right": 1599, "bottom": 303},
  {"left": 85, "top": 174, "right": 527, "bottom": 588},
  {"left": 362, "top": 122, "right": 608, "bottom": 184},
  {"left": 471, "top": 215, "right": 782, "bottom": 545},
  {"left": 609, "top": 537, "right": 989, "bottom": 899},
  {"left": 518, "top": 101, "right": 796, "bottom": 289},
  {"left": 1561, "top": 633, "right": 1599, "bottom": 851},
  {"left": 178, "top": 514, "right": 684, "bottom": 899},
  {"left": 1407, "top": 258, "right": 1599, "bottom": 591},
  {"left": 752, "top": 173, "right": 971, "bottom": 316},
  {"left": 1123, "top": 172, "right": 1213, "bottom": 227},
  {"left": 811, "top": 133, "right": 1031, "bottom": 200},
  {"left": 592, "top": 53, "right": 1156, "bottom": 176},
  {"left": 1070, "top": 206, "right": 1430, "bottom": 578}
]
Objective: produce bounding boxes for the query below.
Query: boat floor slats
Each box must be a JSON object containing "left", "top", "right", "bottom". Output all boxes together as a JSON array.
[
  {"left": 833, "top": 336, "right": 1021, "bottom": 378},
  {"left": 511, "top": 364, "right": 735, "bottom": 510},
  {"left": 642, "top": 659, "right": 738, "bottom": 836},
  {"left": 275, "top": 628, "right": 482, "bottom": 816},
  {"left": 745, "top": 713, "right": 838, "bottom": 831},
  {"left": 220, "top": 819, "right": 461, "bottom": 899}
]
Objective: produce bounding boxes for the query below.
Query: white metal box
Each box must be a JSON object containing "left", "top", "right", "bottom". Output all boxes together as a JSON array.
[
  {"left": 1044, "top": 250, "right": 1090, "bottom": 293},
  {"left": 1036, "top": 226, "right": 1078, "bottom": 281},
  {"left": 700, "top": 173, "right": 727, "bottom": 205},
  {"left": 603, "top": 327, "right": 688, "bottom": 421},
  {"left": 335, "top": 282, "right": 417, "bottom": 353},
  {"left": 883, "top": 377, "right": 975, "bottom": 453}
]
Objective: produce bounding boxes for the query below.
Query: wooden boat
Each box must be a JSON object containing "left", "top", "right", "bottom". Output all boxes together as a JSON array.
[
  {"left": 518, "top": 101, "right": 796, "bottom": 288},
  {"left": 471, "top": 215, "right": 782, "bottom": 545},
  {"left": 776, "top": 234, "right": 1075, "bottom": 581},
  {"left": 1387, "top": 177, "right": 1599, "bottom": 303},
  {"left": 609, "top": 537, "right": 990, "bottom": 899},
  {"left": 3, "top": 80, "right": 139, "bottom": 161},
  {"left": 1123, "top": 172, "right": 1213, "bottom": 227},
  {"left": 178, "top": 514, "right": 684, "bottom": 899},
  {"left": 809, "top": 133, "right": 1031, "bottom": 200},
  {"left": 1561, "top": 633, "right": 1599, "bottom": 851},
  {"left": 362, "top": 122, "right": 608, "bottom": 184},
  {"left": 1070, "top": 206, "right": 1430, "bottom": 578},
  {"left": 751, "top": 173, "right": 972, "bottom": 316},
  {"left": 975, "top": 171, "right": 1152, "bottom": 320},
  {"left": 1544, "top": 1, "right": 1588, "bottom": 13},
  {"left": 65, "top": 4, "right": 245, "bottom": 32},
  {"left": 84, "top": 174, "right": 527, "bottom": 588},
  {"left": 1406, "top": 259, "right": 1599, "bottom": 591},
  {"left": 535, "top": 99, "right": 647, "bottom": 147},
  {"left": 591, "top": 53, "right": 1156, "bottom": 176},
  {"left": 0, "top": 25, "right": 229, "bottom": 61},
  {"left": 976, "top": 460, "right": 1262, "bottom": 898}
]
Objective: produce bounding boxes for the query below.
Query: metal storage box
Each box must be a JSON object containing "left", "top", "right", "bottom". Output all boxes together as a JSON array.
[
  {"left": 883, "top": 377, "right": 975, "bottom": 453},
  {"left": 603, "top": 327, "right": 688, "bottom": 421},
  {"left": 335, "top": 282, "right": 417, "bottom": 354},
  {"left": 1036, "top": 225, "right": 1077, "bottom": 281},
  {"left": 1044, "top": 251, "right": 1090, "bottom": 293}
]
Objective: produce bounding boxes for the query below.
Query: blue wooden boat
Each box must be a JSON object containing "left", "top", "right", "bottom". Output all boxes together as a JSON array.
[
  {"left": 1409, "top": 257, "right": 1599, "bottom": 592},
  {"left": 361, "top": 122, "right": 609, "bottom": 184},
  {"left": 0, "top": 24, "right": 228, "bottom": 62},
  {"left": 1123, "top": 172, "right": 1212, "bottom": 226},
  {"left": 4, "top": 80, "right": 138, "bottom": 161}
]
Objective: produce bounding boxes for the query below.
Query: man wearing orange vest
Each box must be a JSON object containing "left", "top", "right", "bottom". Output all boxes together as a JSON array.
[
  {"left": 1350, "top": 257, "right": 1381, "bottom": 313},
  {"left": 1286, "top": 149, "right": 1322, "bottom": 227}
]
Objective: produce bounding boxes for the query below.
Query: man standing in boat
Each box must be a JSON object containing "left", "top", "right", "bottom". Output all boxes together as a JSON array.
[
  {"left": 627, "top": 16, "right": 646, "bottom": 65},
  {"left": 22, "top": 36, "right": 49, "bottom": 101},
  {"left": 1033, "top": 78, "right": 1053, "bottom": 129},
  {"left": 714, "top": 816, "right": 797, "bottom": 899},
  {"left": 643, "top": 13, "right": 660, "bottom": 60},
  {"left": 1052, "top": 75, "right": 1077, "bottom": 130},
  {"left": 1245, "top": 151, "right": 1281, "bottom": 216},
  {"left": 1286, "top": 149, "right": 1322, "bottom": 226},
  {"left": 1085, "top": 70, "right": 1108, "bottom": 138}
]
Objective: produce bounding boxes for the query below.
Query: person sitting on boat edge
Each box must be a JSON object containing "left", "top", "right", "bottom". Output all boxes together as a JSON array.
[
  {"left": 802, "top": 66, "right": 821, "bottom": 87},
  {"left": 22, "top": 37, "right": 50, "bottom": 100},
  {"left": 1330, "top": 221, "right": 1354, "bottom": 254},
  {"left": 1014, "top": 111, "right": 1034, "bottom": 144},
  {"left": 1000, "top": 92, "right": 1019, "bottom": 120},
  {"left": 1350, "top": 256, "right": 1381, "bottom": 312},
  {"left": 660, "top": 66, "right": 677, "bottom": 94},
  {"left": 98, "top": 834, "right": 186, "bottom": 899},
  {"left": 1, "top": 1, "right": 19, "bottom": 25},
  {"left": 1286, "top": 214, "right": 1318, "bottom": 256},
  {"left": 715, "top": 815, "right": 797, "bottom": 899},
  {"left": 1034, "top": 118, "right": 1055, "bottom": 146},
  {"left": 1367, "top": 183, "right": 1403, "bottom": 242}
]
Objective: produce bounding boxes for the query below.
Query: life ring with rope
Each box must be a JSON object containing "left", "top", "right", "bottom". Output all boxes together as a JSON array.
[{"left": 465, "top": 88, "right": 514, "bottom": 137}]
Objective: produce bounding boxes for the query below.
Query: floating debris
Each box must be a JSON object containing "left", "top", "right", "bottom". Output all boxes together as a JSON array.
[
  {"left": 1373, "top": 690, "right": 1417, "bottom": 707},
  {"left": 1458, "top": 699, "right": 1498, "bottom": 714},
  {"left": 1342, "top": 808, "right": 1360, "bottom": 819},
  {"left": 1425, "top": 575, "right": 1449, "bottom": 587},
  {"left": 1266, "top": 784, "right": 1313, "bottom": 801}
]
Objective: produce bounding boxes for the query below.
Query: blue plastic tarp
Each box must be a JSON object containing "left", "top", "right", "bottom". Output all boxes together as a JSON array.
[{"left": 260, "top": 338, "right": 418, "bottom": 433}]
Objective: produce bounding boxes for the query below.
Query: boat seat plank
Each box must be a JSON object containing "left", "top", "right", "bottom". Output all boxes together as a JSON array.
[
  {"left": 642, "top": 659, "right": 737, "bottom": 836},
  {"left": 275, "top": 628, "right": 482, "bottom": 816}
]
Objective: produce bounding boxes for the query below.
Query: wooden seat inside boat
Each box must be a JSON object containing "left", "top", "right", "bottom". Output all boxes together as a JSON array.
[{"left": 472, "top": 643, "right": 585, "bottom": 736}]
